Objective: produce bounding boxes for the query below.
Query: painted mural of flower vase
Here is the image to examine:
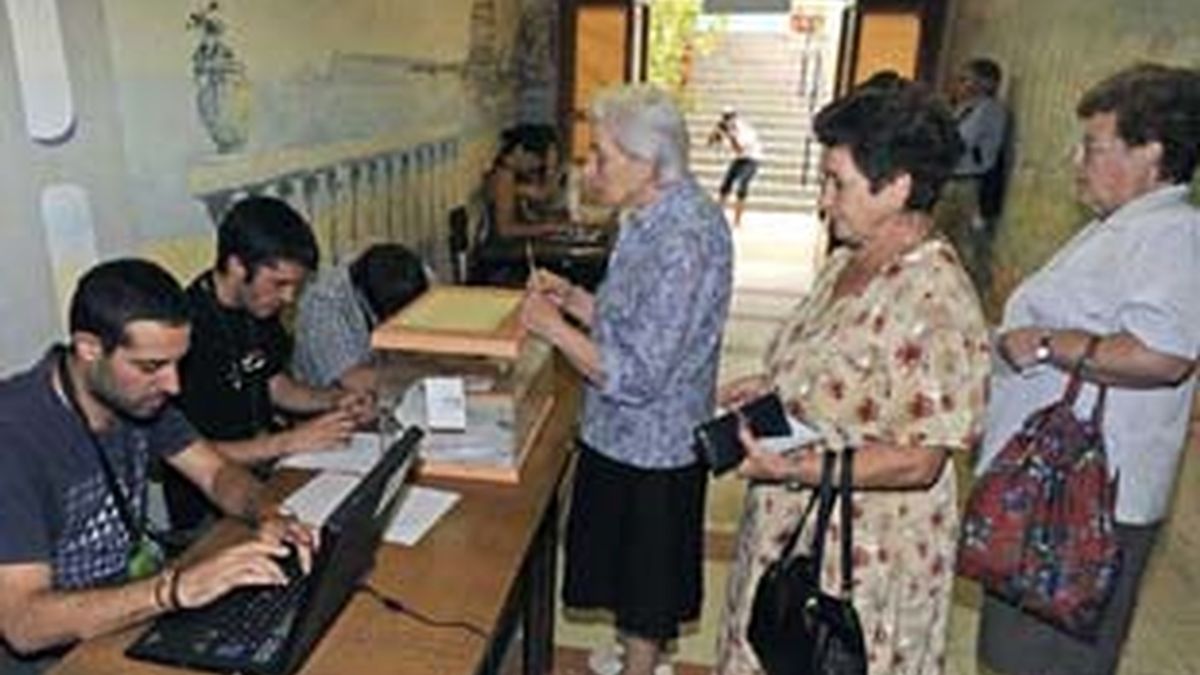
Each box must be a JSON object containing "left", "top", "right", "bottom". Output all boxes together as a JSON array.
[{"left": 187, "top": 2, "right": 250, "bottom": 153}]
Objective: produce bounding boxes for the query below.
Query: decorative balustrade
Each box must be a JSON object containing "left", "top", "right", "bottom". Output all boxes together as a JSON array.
[{"left": 186, "top": 127, "right": 464, "bottom": 275}]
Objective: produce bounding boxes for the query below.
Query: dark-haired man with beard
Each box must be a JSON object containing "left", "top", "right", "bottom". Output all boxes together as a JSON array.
[{"left": 0, "top": 259, "right": 313, "bottom": 673}]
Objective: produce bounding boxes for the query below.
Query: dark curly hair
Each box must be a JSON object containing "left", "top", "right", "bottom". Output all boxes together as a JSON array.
[
  {"left": 1077, "top": 63, "right": 1200, "bottom": 184},
  {"left": 814, "top": 81, "right": 963, "bottom": 212}
]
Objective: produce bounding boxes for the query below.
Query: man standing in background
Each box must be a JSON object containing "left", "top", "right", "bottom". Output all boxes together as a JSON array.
[
  {"left": 708, "top": 107, "right": 764, "bottom": 228},
  {"left": 939, "top": 57, "right": 1011, "bottom": 292}
]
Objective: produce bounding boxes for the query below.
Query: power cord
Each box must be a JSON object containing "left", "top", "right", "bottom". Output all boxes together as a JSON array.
[{"left": 358, "top": 583, "right": 487, "bottom": 639}]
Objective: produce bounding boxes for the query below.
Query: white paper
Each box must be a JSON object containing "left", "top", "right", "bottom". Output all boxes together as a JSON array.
[
  {"left": 424, "top": 377, "right": 467, "bottom": 430},
  {"left": 277, "top": 432, "right": 384, "bottom": 475},
  {"left": 394, "top": 385, "right": 515, "bottom": 465},
  {"left": 283, "top": 473, "right": 361, "bottom": 526},
  {"left": 383, "top": 486, "right": 461, "bottom": 546},
  {"left": 757, "top": 415, "right": 824, "bottom": 454},
  {"left": 284, "top": 475, "right": 460, "bottom": 548}
]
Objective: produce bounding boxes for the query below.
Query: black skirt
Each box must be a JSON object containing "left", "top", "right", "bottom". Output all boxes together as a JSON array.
[{"left": 562, "top": 442, "right": 707, "bottom": 640}]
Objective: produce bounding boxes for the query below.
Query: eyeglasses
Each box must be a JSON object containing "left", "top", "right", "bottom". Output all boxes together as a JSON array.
[{"left": 1074, "top": 138, "right": 1126, "bottom": 162}]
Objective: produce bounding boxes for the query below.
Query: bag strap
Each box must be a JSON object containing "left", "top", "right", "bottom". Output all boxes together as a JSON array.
[
  {"left": 1090, "top": 383, "right": 1108, "bottom": 428},
  {"left": 1061, "top": 334, "right": 1105, "bottom": 409},
  {"left": 777, "top": 451, "right": 835, "bottom": 560},
  {"left": 1078, "top": 336, "right": 1108, "bottom": 428},
  {"left": 809, "top": 451, "right": 840, "bottom": 573},
  {"left": 838, "top": 447, "right": 856, "bottom": 596}
]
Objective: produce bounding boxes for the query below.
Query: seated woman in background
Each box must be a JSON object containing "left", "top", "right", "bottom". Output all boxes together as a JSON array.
[
  {"left": 292, "top": 243, "right": 429, "bottom": 392},
  {"left": 485, "top": 123, "right": 568, "bottom": 240},
  {"left": 715, "top": 81, "right": 991, "bottom": 675}
]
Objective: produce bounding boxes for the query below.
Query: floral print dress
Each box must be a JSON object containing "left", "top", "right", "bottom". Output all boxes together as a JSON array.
[{"left": 716, "top": 237, "right": 991, "bottom": 675}]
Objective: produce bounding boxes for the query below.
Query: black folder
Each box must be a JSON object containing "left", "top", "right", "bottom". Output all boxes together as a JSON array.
[{"left": 693, "top": 392, "right": 791, "bottom": 476}]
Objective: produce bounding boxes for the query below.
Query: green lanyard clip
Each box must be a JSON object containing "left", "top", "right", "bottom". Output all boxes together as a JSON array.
[{"left": 127, "top": 535, "right": 165, "bottom": 580}]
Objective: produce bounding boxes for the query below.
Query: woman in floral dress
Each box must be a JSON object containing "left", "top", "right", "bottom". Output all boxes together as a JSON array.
[{"left": 716, "top": 81, "right": 991, "bottom": 675}]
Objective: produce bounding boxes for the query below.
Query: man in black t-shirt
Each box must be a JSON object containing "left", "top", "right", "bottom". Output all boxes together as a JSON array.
[
  {"left": 0, "top": 260, "right": 314, "bottom": 672},
  {"left": 169, "top": 197, "right": 373, "bottom": 530}
]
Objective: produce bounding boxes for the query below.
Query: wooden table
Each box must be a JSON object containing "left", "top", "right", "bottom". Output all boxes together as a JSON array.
[{"left": 52, "top": 370, "right": 580, "bottom": 675}]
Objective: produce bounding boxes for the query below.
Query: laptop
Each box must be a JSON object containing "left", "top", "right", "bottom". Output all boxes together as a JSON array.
[{"left": 127, "top": 427, "right": 423, "bottom": 675}]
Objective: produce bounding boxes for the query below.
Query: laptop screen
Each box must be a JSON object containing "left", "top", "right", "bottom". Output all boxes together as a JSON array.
[{"left": 279, "top": 427, "right": 422, "bottom": 672}]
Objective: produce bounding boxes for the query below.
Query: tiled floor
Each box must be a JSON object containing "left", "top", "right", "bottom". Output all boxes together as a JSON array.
[{"left": 552, "top": 210, "right": 1200, "bottom": 674}]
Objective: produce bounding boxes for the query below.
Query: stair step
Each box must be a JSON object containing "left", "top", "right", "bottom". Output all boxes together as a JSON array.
[
  {"left": 686, "top": 124, "right": 816, "bottom": 142},
  {"left": 687, "top": 89, "right": 822, "bottom": 107},
  {"left": 691, "top": 151, "right": 820, "bottom": 169},
  {"left": 687, "top": 98, "right": 814, "bottom": 111},
  {"left": 693, "top": 166, "right": 819, "bottom": 182},
  {"left": 690, "top": 130, "right": 817, "bottom": 146},
  {"left": 694, "top": 177, "right": 820, "bottom": 199},
  {"left": 694, "top": 163, "right": 819, "bottom": 178},
  {"left": 692, "top": 150, "right": 817, "bottom": 164},
  {"left": 688, "top": 112, "right": 813, "bottom": 125},
  {"left": 691, "top": 143, "right": 819, "bottom": 159},
  {"left": 696, "top": 181, "right": 816, "bottom": 201},
  {"left": 687, "top": 115, "right": 815, "bottom": 129}
]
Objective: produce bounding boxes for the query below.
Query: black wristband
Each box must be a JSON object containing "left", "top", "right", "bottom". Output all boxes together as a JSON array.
[{"left": 169, "top": 567, "right": 186, "bottom": 610}]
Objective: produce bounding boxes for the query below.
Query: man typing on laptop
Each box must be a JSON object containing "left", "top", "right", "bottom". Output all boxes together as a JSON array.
[{"left": 0, "top": 260, "right": 314, "bottom": 674}]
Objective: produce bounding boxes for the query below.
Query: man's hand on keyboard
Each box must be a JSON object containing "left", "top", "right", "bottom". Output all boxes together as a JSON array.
[
  {"left": 173, "top": 539, "right": 307, "bottom": 610},
  {"left": 257, "top": 510, "right": 319, "bottom": 575}
]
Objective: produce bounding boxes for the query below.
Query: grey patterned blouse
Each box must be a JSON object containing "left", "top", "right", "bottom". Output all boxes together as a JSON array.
[{"left": 580, "top": 178, "right": 733, "bottom": 469}]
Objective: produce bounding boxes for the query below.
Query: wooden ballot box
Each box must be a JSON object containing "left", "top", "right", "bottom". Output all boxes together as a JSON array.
[{"left": 371, "top": 286, "right": 556, "bottom": 484}]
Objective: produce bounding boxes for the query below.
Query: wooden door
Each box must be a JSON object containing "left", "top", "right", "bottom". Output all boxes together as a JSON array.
[
  {"left": 834, "top": 0, "right": 950, "bottom": 94},
  {"left": 560, "top": 0, "right": 646, "bottom": 161}
]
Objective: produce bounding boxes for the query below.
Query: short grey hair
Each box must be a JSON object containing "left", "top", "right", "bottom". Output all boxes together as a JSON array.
[{"left": 588, "top": 84, "right": 690, "bottom": 184}]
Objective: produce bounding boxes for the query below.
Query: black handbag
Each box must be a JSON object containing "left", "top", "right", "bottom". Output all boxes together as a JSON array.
[{"left": 748, "top": 449, "right": 867, "bottom": 675}]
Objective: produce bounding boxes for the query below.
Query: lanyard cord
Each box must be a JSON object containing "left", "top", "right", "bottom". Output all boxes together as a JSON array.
[{"left": 56, "top": 348, "right": 147, "bottom": 545}]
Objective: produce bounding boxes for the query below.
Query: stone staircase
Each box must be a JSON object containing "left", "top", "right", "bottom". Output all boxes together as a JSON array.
[{"left": 686, "top": 29, "right": 830, "bottom": 212}]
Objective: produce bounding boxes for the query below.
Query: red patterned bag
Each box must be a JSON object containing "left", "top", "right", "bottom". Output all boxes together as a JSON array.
[{"left": 958, "top": 351, "right": 1121, "bottom": 637}]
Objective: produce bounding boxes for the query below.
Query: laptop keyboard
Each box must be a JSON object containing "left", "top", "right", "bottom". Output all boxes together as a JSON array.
[{"left": 156, "top": 574, "right": 312, "bottom": 666}]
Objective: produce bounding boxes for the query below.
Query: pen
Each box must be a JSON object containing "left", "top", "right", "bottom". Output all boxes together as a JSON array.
[{"left": 525, "top": 241, "right": 536, "bottom": 277}]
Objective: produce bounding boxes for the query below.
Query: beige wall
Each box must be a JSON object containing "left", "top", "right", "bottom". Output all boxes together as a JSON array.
[
  {"left": 0, "top": 0, "right": 548, "bottom": 372},
  {"left": 940, "top": 0, "right": 1200, "bottom": 314},
  {"left": 103, "top": 0, "right": 508, "bottom": 254}
]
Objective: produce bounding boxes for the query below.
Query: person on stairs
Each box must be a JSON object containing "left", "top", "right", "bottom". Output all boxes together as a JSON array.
[{"left": 708, "top": 107, "right": 763, "bottom": 228}]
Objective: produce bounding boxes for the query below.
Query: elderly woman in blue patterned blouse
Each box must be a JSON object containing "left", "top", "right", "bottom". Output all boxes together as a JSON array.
[{"left": 521, "top": 84, "right": 733, "bottom": 675}]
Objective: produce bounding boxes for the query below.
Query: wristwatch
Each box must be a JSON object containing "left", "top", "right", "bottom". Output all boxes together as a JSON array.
[{"left": 1034, "top": 332, "right": 1054, "bottom": 365}]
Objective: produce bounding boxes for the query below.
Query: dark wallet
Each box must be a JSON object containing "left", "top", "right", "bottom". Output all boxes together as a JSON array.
[{"left": 694, "top": 392, "right": 791, "bottom": 476}]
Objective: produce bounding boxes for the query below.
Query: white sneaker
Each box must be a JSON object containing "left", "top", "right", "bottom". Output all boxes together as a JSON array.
[
  {"left": 586, "top": 642, "right": 675, "bottom": 675},
  {"left": 587, "top": 643, "right": 623, "bottom": 675}
]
